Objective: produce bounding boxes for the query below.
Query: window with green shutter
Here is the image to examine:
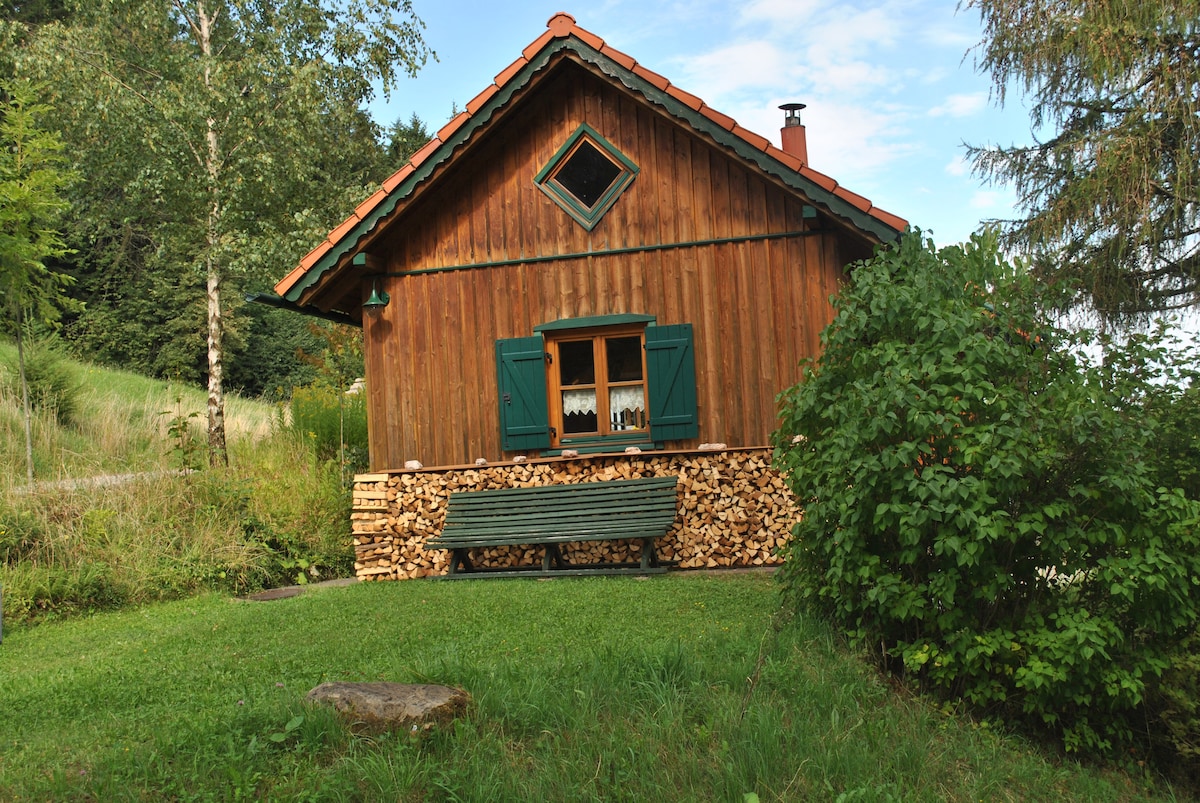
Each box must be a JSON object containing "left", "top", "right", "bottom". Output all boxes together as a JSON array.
[{"left": 494, "top": 318, "right": 698, "bottom": 453}]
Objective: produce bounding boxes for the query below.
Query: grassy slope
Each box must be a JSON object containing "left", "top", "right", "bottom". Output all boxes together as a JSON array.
[
  {"left": 0, "top": 341, "right": 279, "bottom": 488},
  {"left": 0, "top": 575, "right": 1172, "bottom": 802}
]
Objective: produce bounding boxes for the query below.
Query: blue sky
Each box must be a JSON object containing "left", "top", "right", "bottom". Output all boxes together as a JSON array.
[{"left": 366, "top": 0, "right": 1035, "bottom": 247}]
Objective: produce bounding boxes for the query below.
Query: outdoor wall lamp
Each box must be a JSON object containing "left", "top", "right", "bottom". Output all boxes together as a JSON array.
[{"left": 363, "top": 277, "right": 390, "bottom": 312}]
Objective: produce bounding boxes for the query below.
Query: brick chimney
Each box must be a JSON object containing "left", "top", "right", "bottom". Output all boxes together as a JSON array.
[{"left": 779, "top": 103, "right": 808, "bottom": 165}]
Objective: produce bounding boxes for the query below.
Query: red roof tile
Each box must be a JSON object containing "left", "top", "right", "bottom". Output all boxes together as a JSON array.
[
  {"left": 700, "top": 105, "right": 737, "bottom": 132},
  {"left": 766, "top": 144, "right": 804, "bottom": 172},
  {"left": 632, "top": 63, "right": 670, "bottom": 91},
  {"left": 276, "top": 239, "right": 332, "bottom": 295},
  {"left": 798, "top": 166, "right": 838, "bottom": 193},
  {"left": 409, "top": 137, "right": 442, "bottom": 169},
  {"left": 466, "top": 83, "right": 499, "bottom": 116},
  {"left": 381, "top": 163, "right": 415, "bottom": 194},
  {"left": 280, "top": 13, "right": 908, "bottom": 301},
  {"left": 571, "top": 26, "right": 604, "bottom": 51},
  {"left": 733, "top": 125, "right": 770, "bottom": 153},
  {"left": 871, "top": 208, "right": 909, "bottom": 232},
  {"left": 328, "top": 214, "right": 362, "bottom": 245},
  {"left": 354, "top": 188, "right": 389, "bottom": 220},
  {"left": 600, "top": 43, "right": 636, "bottom": 71},
  {"left": 436, "top": 111, "right": 470, "bottom": 143},
  {"left": 523, "top": 30, "right": 555, "bottom": 60},
  {"left": 494, "top": 58, "right": 527, "bottom": 88},
  {"left": 666, "top": 84, "right": 704, "bottom": 111},
  {"left": 834, "top": 186, "right": 873, "bottom": 214},
  {"left": 546, "top": 12, "right": 576, "bottom": 36},
  {"left": 300, "top": 239, "right": 332, "bottom": 271}
]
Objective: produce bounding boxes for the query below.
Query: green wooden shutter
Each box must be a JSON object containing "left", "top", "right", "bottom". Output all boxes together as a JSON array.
[
  {"left": 495, "top": 336, "right": 551, "bottom": 451},
  {"left": 645, "top": 323, "right": 698, "bottom": 441}
]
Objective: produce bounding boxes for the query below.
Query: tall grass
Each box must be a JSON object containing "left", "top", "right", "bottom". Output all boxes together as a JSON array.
[
  {"left": 0, "top": 575, "right": 1174, "bottom": 801},
  {"left": 0, "top": 346, "right": 353, "bottom": 626}
]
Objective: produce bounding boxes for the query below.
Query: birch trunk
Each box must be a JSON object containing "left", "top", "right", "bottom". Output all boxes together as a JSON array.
[{"left": 198, "top": 0, "right": 227, "bottom": 467}]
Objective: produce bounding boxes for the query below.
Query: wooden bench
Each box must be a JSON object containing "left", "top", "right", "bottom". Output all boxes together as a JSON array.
[{"left": 424, "top": 476, "right": 679, "bottom": 577}]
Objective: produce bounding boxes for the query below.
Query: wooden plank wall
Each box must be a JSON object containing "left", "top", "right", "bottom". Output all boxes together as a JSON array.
[{"left": 364, "top": 60, "right": 857, "bottom": 470}]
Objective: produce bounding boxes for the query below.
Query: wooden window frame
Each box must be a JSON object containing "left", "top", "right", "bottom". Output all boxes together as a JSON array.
[{"left": 545, "top": 324, "right": 649, "bottom": 449}]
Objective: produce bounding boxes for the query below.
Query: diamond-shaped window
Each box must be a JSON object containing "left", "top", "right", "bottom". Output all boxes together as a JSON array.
[{"left": 535, "top": 124, "right": 638, "bottom": 231}]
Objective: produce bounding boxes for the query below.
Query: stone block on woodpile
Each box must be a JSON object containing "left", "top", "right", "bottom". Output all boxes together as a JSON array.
[{"left": 306, "top": 682, "right": 470, "bottom": 734}]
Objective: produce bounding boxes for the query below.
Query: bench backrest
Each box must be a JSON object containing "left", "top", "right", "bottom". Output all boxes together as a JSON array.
[{"left": 434, "top": 476, "right": 679, "bottom": 545}]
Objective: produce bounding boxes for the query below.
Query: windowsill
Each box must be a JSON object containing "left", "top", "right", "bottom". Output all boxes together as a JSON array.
[{"left": 543, "top": 440, "right": 661, "bottom": 457}]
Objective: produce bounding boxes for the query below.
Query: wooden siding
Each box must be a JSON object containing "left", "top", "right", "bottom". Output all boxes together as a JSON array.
[{"left": 363, "top": 61, "right": 855, "bottom": 470}]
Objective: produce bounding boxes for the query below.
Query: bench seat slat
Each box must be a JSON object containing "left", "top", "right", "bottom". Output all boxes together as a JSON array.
[
  {"left": 444, "top": 503, "right": 677, "bottom": 526},
  {"left": 445, "top": 476, "right": 677, "bottom": 495}
]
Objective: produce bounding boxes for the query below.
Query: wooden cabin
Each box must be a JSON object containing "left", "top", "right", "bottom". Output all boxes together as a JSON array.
[{"left": 271, "top": 13, "right": 907, "bottom": 580}]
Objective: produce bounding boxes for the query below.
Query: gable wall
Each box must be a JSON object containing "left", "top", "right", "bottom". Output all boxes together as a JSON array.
[{"left": 363, "top": 63, "right": 860, "bottom": 470}]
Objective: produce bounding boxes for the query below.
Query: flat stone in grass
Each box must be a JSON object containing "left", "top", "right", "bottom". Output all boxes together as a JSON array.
[{"left": 306, "top": 682, "right": 470, "bottom": 733}]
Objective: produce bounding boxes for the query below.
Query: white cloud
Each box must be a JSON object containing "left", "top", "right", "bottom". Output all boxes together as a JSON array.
[
  {"left": 969, "top": 190, "right": 1003, "bottom": 209},
  {"left": 928, "top": 92, "right": 988, "bottom": 117},
  {"left": 945, "top": 155, "right": 970, "bottom": 177},
  {"left": 738, "top": 0, "right": 822, "bottom": 27},
  {"left": 672, "top": 40, "right": 793, "bottom": 97}
]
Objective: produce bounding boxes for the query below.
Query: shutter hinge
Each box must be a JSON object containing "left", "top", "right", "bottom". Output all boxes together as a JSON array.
[
  {"left": 544, "top": 352, "right": 553, "bottom": 364},
  {"left": 549, "top": 427, "right": 557, "bottom": 438}
]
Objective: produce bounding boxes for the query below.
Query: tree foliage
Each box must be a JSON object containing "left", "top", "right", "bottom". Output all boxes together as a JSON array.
[
  {"left": 385, "top": 110, "right": 430, "bottom": 163},
  {"left": 0, "top": 79, "right": 76, "bottom": 482},
  {"left": 17, "top": 0, "right": 430, "bottom": 463},
  {"left": 965, "top": 0, "right": 1200, "bottom": 321},
  {"left": 773, "top": 231, "right": 1200, "bottom": 755}
]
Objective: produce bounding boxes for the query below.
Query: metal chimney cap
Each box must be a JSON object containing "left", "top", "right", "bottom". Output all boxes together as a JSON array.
[{"left": 780, "top": 103, "right": 806, "bottom": 126}]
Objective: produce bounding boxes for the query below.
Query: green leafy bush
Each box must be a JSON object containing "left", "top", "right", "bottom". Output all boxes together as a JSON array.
[{"left": 773, "top": 231, "right": 1200, "bottom": 756}]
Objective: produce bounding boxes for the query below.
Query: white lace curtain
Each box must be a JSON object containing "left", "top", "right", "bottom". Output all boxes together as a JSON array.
[{"left": 561, "top": 387, "right": 645, "bottom": 416}]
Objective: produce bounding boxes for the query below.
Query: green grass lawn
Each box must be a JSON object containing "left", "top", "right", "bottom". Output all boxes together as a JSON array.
[{"left": 0, "top": 573, "right": 1171, "bottom": 802}]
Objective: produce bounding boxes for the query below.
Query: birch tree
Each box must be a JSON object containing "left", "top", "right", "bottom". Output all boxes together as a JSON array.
[{"left": 23, "top": 0, "right": 430, "bottom": 464}]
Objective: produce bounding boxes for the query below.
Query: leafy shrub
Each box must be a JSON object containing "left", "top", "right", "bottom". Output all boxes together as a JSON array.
[
  {"left": 773, "top": 231, "right": 1200, "bottom": 756},
  {"left": 289, "top": 384, "right": 368, "bottom": 472},
  {"left": 1146, "top": 382, "right": 1200, "bottom": 501}
]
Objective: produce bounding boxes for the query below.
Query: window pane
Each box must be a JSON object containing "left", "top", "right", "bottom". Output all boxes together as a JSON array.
[
  {"left": 606, "top": 335, "right": 643, "bottom": 382},
  {"left": 553, "top": 140, "right": 622, "bottom": 209},
  {"left": 562, "top": 389, "right": 598, "bottom": 434},
  {"left": 609, "top": 386, "right": 646, "bottom": 431},
  {"left": 558, "top": 340, "right": 595, "bottom": 386}
]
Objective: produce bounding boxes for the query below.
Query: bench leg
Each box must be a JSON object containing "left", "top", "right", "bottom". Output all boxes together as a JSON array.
[
  {"left": 450, "top": 548, "right": 474, "bottom": 575},
  {"left": 641, "top": 537, "right": 657, "bottom": 571},
  {"left": 545, "top": 543, "right": 567, "bottom": 570}
]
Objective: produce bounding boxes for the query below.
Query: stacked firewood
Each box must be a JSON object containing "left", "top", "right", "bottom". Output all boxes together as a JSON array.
[{"left": 351, "top": 448, "right": 798, "bottom": 581}]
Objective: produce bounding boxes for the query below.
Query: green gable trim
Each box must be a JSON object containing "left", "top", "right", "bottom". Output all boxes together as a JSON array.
[
  {"left": 285, "top": 35, "right": 901, "bottom": 304},
  {"left": 534, "top": 313, "right": 655, "bottom": 333}
]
